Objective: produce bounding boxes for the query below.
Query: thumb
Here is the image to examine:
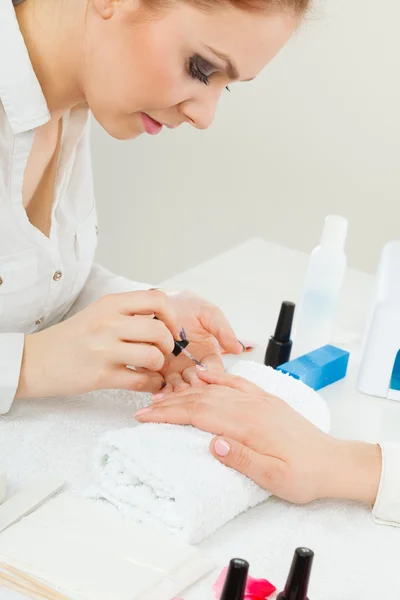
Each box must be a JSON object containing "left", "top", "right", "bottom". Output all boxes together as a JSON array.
[
  {"left": 210, "top": 436, "right": 280, "bottom": 492},
  {"left": 196, "top": 367, "right": 265, "bottom": 395}
]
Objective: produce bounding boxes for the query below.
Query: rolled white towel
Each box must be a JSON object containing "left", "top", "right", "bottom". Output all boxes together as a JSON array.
[{"left": 93, "top": 361, "right": 330, "bottom": 544}]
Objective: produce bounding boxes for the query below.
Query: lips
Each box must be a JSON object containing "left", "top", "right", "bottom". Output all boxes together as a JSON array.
[{"left": 141, "top": 113, "right": 163, "bottom": 135}]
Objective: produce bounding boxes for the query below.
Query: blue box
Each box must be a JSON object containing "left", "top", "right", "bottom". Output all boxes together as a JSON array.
[{"left": 277, "top": 345, "right": 350, "bottom": 391}]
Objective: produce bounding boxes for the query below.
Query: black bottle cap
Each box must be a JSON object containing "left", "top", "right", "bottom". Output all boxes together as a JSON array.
[
  {"left": 278, "top": 547, "right": 314, "bottom": 600},
  {"left": 274, "top": 301, "right": 295, "bottom": 342},
  {"left": 172, "top": 339, "right": 189, "bottom": 356},
  {"left": 153, "top": 316, "right": 189, "bottom": 357},
  {"left": 264, "top": 301, "right": 295, "bottom": 369},
  {"left": 220, "top": 558, "right": 249, "bottom": 600}
]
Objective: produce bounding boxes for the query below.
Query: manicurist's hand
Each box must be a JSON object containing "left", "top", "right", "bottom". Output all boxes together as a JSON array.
[
  {"left": 136, "top": 369, "right": 382, "bottom": 506},
  {"left": 159, "top": 290, "right": 243, "bottom": 393},
  {"left": 16, "top": 290, "right": 180, "bottom": 399}
]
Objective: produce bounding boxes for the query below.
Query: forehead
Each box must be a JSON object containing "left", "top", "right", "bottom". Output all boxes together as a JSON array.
[{"left": 177, "top": 4, "right": 298, "bottom": 79}]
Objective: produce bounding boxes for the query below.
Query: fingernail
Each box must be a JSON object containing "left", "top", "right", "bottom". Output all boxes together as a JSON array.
[
  {"left": 135, "top": 407, "right": 153, "bottom": 417},
  {"left": 237, "top": 339, "right": 255, "bottom": 353},
  {"left": 196, "top": 363, "right": 208, "bottom": 371},
  {"left": 180, "top": 327, "right": 188, "bottom": 341},
  {"left": 237, "top": 339, "right": 247, "bottom": 353},
  {"left": 152, "top": 393, "right": 165, "bottom": 402},
  {"left": 214, "top": 439, "right": 230, "bottom": 457}
]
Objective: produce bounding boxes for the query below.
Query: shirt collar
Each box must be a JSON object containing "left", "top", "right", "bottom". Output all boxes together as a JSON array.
[{"left": 0, "top": 0, "right": 50, "bottom": 134}]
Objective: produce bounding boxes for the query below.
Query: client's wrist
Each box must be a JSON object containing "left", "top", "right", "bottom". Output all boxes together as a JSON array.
[{"left": 320, "top": 438, "right": 382, "bottom": 506}]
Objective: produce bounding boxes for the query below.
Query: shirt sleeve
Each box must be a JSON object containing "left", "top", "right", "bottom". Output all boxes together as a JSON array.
[
  {"left": 0, "top": 333, "right": 25, "bottom": 415},
  {"left": 64, "top": 263, "right": 154, "bottom": 318},
  {"left": 372, "top": 442, "right": 400, "bottom": 526}
]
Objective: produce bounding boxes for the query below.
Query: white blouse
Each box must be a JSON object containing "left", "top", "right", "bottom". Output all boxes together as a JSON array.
[
  {"left": 0, "top": 0, "right": 148, "bottom": 414},
  {"left": 1, "top": 0, "right": 400, "bottom": 529}
]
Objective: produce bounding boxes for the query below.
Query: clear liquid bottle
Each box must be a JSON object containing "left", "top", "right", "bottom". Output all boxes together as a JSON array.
[{"left": 294, "top": 215, "right": 348, "bottom": 357}]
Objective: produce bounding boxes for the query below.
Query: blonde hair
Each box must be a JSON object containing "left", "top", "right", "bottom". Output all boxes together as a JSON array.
[{"left": 143, "top": 0, "right": 311, "bottom": 15}]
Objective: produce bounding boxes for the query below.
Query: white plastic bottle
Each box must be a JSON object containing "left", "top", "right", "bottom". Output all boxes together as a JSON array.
[{"left": 293, "top": 215, "right": 348, "bottom": 357}]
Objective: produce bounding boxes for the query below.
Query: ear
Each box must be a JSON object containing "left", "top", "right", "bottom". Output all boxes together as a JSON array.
[
  {"left": 91, "top": 0, "right": 141, "bottom": 20},
  {"left": 91, "top": 0, "right": 117, "bottom": 20}
]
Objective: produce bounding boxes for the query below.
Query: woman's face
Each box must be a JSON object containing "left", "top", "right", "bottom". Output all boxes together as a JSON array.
[{"left": 82, "top": 1, "right": 297, "bottom": 140}]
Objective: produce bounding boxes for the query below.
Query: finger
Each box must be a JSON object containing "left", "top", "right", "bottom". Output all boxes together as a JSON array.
[
  {"left": 165, "top": 371, "right": 191, "bottom": 393},
  {"left": 110, "top": 366, "right": 166, "bottom": 394},
  {"left": 181, "top": 352, "right": 222, "bottom": 386},
  {"left": 135, "top": 394, "right": 246, "bottom": 441},
  {"left": 195, "top": 368, "right": 266, "bottom": 395},
  {"left": 200, "top": 352, "right": 224, "bottom": 372},
  {"left": 149, "top": 383, "right": 241, "bottom": 408},
  {"left": 161, "top": 382, "right": 173, "bottom": 395},
  {"left": 152, "top": 386, "right": 195, "bottom": 404},
  {"left": 118, "top": 315, "right": 175, "bottom": 356},
  {"left": 135, "top": 367, "right": 171, "bottom": 395},
  {"left": 113, "top": 342, "right": 165, "bottom": 371},
  {"left": 104, "top": 290, "right": 180, "bottom": 339},
  {"left": 210, "top": 436, "right": 284, "bottom": 491},
  {"left": 200, "top": 305, "right": 243, "bottom": 355},
  {"left": 182, "top": 366, "right": 206, "bottom": 387}
]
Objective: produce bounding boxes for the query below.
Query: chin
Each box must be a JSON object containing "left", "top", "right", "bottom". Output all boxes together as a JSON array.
[
  {"left": 109, "top": 129, "right": 143, "bottom": 141},
  {"left": 92, "top": 112, "right": 143, "bottom": 141}
]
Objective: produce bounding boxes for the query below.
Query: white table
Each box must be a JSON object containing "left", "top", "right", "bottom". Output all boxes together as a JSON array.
[
  {"left": 163, "top": 237, "right": 400, "bottom": 444},
  {"left": 1, "top": 238, "right": 400, "bottom": 600}
]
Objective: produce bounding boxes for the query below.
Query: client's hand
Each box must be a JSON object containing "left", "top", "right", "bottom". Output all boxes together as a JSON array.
[
  {"left": 160, "top": 291, "right": 243, "bottom": 393},
  {"left": 136, "top": 369, "right": 382, "bottom": 507}
]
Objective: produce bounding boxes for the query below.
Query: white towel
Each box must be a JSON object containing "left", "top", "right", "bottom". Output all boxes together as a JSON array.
[
  {"left": 2, "top": 382, "right": 399, "bottom": 599},
  {"left": 92, "top": 361, "right": 330, "bottom": 544}
]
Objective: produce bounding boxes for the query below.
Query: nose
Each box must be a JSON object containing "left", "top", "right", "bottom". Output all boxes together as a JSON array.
[{"left": 179, "top": 89, "right": 220, "bottom": 130}]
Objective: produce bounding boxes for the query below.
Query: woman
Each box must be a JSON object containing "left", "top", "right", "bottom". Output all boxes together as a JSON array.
[
  {"left": 0, "top": 0, "right": 302, "bottom": 413},
  {"left": 136, "top": 368, "right": 400, "bottom": 527},
  {"left": 7, "top": 0, "right": 394, "bottom": 534}
]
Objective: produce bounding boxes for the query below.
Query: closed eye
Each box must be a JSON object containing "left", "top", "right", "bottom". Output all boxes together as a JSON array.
[{"left": 188, "top": 54, "right": 218, "bottom": 86}]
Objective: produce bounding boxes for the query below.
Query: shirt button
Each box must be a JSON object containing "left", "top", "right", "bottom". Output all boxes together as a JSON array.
[
  {"left": 53, "top": 270, "right": 63, "bottom": 281},
  {"left": 95, "top": 225, "right": 99, "bottom": 235},
  {"left": 35, "top": 317, "right": 45, "bottom": 326},
  {"left": 0, "top": 276, "right": 3, "bottom": 286}
]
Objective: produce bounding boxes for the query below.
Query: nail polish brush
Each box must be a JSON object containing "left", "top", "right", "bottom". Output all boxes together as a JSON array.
[
  {"left": 277, "top": 547, "right": 314, "bottom": 600},
  {"left": 173, "top": 340, "right": 206, "bottom": 367},
  {"left": 220, "top": 558, "right": 249, "bottom": 600}
]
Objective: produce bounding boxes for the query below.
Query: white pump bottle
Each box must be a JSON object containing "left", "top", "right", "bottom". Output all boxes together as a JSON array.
[{"left": 294, "top": 215, "right": 348, "bottom": 357}]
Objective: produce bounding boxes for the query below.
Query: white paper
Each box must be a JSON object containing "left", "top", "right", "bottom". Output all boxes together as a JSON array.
[{"left": 0, "top": 493, "right": 213, "bottom": 600}]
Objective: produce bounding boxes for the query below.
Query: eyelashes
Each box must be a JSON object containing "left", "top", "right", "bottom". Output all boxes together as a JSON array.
[
  {"left": 188, "top": 55, "right": 215, "bottom": 86},
  {"left": 188, "top": 54, "right": 231, "bottom": 92}
]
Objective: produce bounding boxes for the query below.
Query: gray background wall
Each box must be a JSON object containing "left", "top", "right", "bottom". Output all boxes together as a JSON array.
[{"left": 91, "top": 0, "right": 400, "bottom": 285}]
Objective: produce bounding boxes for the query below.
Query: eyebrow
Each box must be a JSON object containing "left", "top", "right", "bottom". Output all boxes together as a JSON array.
[
  {"left": 205, "top": 46, "right": 240, "bottom": 80},
  {"left": 205, "top": 46, "right": 255, "bottom": 83}
]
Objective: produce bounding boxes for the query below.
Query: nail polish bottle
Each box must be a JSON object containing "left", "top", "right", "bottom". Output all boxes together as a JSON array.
[
  {"left": 264, "top": 301, "right": 295, "bottom": 369},
  {"left": 220, "top": 558, "right": 249, "bottom": 600},
  {"left": 277, "top": 547, "right": 314, "bottom": 600}
]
